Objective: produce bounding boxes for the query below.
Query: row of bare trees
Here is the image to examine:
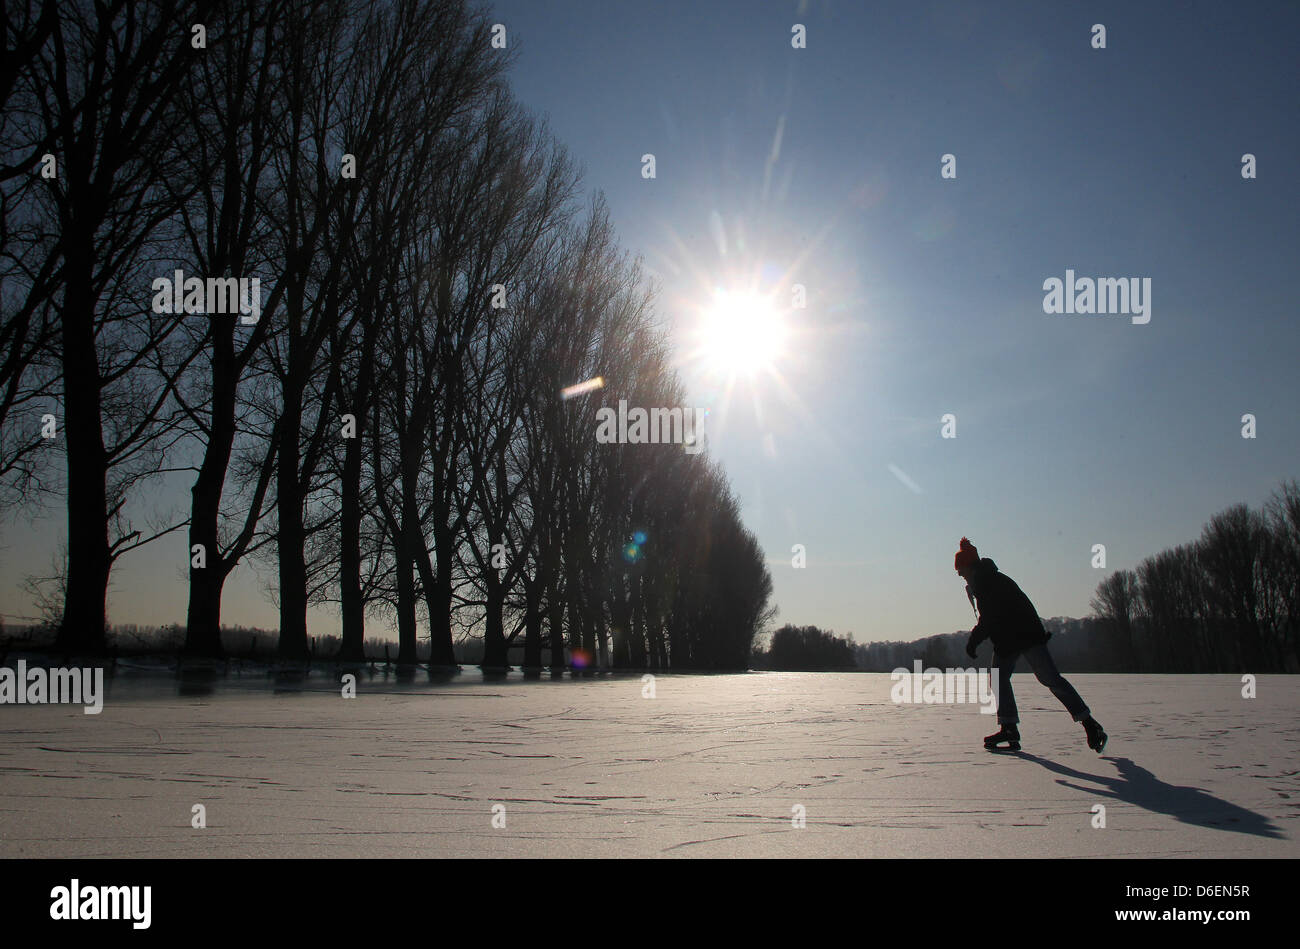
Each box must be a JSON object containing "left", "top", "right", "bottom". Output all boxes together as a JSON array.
[
  {"left": 1, "top": 0, "right": 773, "bottom": 669},
  {"left": 1091, "top": 479, "right": 1300, "bottom": 672}
]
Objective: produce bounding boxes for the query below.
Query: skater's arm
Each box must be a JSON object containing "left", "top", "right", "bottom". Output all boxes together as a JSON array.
[{"left": 965, "top": 582, "right": 988, "bottom": 657}]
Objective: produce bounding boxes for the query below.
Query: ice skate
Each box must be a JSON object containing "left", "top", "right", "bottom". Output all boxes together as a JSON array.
[{"left": 984, "top": 724, "right": 1020, "bottom": 752}]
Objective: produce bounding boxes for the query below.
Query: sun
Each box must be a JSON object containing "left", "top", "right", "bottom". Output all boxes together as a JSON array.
[{"left": 696, "top": 289, "right": 787, "bottom": 377}]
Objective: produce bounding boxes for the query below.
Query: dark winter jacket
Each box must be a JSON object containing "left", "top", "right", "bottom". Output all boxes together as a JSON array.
[{"left": 965, "top": 558, "right": 1050, "bottom": 656}]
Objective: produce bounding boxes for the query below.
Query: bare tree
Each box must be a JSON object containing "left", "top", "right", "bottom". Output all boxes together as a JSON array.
[
  {"left": 1199, "top": 503, "right": 1270, "bottom": 670},
  {"left": 169, "top": 0, "right": 291, "bottom": 657},
  {"left": 18, "top": 541, "right": 68, "bottom": 634},
  {"left": 1263, "top": 480, "right": 1300, "bottom": 669},
  {"left": 1090, "top": 568, "right": 1139, "bottom": 670},
  {"left": 21, "top": 0, "right": 220, "bottom": 653},
  {"left": 0, "top": 2, "right": 61, "bottom": 508}
]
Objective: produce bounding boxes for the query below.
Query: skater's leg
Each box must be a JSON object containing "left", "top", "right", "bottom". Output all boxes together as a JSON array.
[
  {"left": 1023, "top": 644, "right": 1090, "bottom": 722},
  {"left": 993, "top": 651, "right": 1019, "bottom": 725}
]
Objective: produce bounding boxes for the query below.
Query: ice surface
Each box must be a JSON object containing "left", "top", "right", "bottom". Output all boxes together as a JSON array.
[{"left": 0, "top": 672, "right": 1295, "bottom": 857}]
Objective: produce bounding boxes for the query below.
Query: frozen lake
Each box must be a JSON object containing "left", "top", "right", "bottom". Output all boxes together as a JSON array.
[{"left": 1, "top": 671, "right": 1295, "bottom": 858}]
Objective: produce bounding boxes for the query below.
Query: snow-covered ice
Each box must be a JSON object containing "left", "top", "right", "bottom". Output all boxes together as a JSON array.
[{"left": 0, "top": 672, "right": 1295, "bottom": 857}]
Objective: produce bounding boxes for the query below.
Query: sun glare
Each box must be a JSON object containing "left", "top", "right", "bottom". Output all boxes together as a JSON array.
[{"left": 698, "top": 289, "right": 787, "bottom": 377}]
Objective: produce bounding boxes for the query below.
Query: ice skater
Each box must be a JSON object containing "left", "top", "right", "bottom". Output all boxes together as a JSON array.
[{"left": 955, "top": 537, "right": 1107, "bottom": 753}]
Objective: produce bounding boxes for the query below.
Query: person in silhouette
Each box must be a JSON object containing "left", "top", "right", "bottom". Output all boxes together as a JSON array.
[{"left": 955, "top": 537, "right": 1107, "bottom": 752}]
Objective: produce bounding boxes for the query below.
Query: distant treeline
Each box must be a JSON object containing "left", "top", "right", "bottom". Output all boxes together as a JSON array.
[
  {"left": 830, "top": 479, "right": 1300, "bottom": 675},
  {"left": 751, "top": 624, "right": 857, "bottom": 671},
  {"left": 1089, "top": 480, "right": 1300, "bottom": 673},
  {"left": 1, "top": 0, "right": 772, "bottom": 670},
  {"left": 853, "top": 619, "right": 1120, "bottom": 673}
]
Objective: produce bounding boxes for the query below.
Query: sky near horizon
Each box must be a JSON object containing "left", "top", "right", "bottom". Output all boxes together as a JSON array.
[{"left": 1, "top": 0, "right": 1297, "bottom": 644}]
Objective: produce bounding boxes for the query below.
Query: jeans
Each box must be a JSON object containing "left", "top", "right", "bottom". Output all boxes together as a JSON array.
[{"left": 994, "top": 643, "right": 1090, "bottom": 725}]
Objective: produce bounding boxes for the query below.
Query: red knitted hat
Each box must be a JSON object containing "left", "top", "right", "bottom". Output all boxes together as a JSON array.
[{"left": 954, "top": 537, "right": 979, "bottom": 573}]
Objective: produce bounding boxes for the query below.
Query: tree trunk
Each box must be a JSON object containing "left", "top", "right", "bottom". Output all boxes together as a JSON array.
[
  {"left": 549, "top": 583, "right": 567, "bottom": 670},
  {"left": 522, "top": 576, "right": 542, "bottom": 669},
  {"left": 57, "top": 237, "right": 110, "bottom": 654},
  {"left": 276, "top": 378, "right": 309, "bottom": 659},
  {"left": 337, "top": 422, "right": 366, "bottom": 661},
  {"left": 184, "top": 563, "right": 227, "bottom": 659},
  {"left": 184, "top": 319, "right": 237, "bottom": 658},
  {"left": 426, "top": 518, "right": 457, "bottom": 666},
  {"left": 609, "top": 570, "right": 631, "bottom": 669},
  {"left": 630, "top": 575, "right": 648, "bottom": 668},
  {"left": 482, "top": 573, "right": 507, "bottom": 668},
  {"left": 394, "top": 524, "right": 418, "bottom": 665},
  {"left": 338, "top": 324, "right": 375, "bottom": 662}
]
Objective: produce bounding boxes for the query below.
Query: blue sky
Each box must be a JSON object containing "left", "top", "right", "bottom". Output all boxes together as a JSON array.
[
  {"left": 2, "top": 0, "right": 1297, "bottom": 643},
  {"left": 488, "top": 0, "right": 1299, "bottom": 640}
]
